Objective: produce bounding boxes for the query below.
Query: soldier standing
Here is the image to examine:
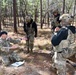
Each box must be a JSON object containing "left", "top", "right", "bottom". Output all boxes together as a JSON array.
[
  {"left": 51, "top": 14, "right": 76, "bottom": 75},
  {"left": 0, "top": 31, "right": 22, "bottom": 66},
  {"left": 23, "top": 16, "right": 37, "bottom": 53},
  {"left": 51, "top": 9, "right": 61, "bottom": 33},
  {"left": 50, "top": 9, "right": 61, "bottom": 56}
]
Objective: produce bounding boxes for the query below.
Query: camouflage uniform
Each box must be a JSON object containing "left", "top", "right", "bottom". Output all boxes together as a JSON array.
[
  {"left": 51, "top": 15, "right": 60, "bottom": 29},
  {"left": 51, "top": 9, "right": 61, "bottom": 32},
  {"left": 26, "top": 23, "right": 35, "bottom": 52},
  {"left": 0, "top": 38, "right": 21, "bottom": 66},
  {"left": 51, "top": 14, "right": 76, "bottom": 75},
  {"left": 24, "top": 16, "right": 37, "bottom": 53},
  {"left": 50, "top": 9, "right": 61, "bottom": 57}
]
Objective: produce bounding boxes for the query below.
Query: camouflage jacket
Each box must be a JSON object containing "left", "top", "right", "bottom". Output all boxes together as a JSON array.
[
  {"left": 0, "top": 38, "right": 20, "bottom": 55},
  {"left": 51, "top": 14, "right": 61, "bottom": 28},
  {"left": 24, "top": 19, "right": 37, "bottom": 37},
  {"left": 51, "top": 26, "right": 76, "bottom": 52}
]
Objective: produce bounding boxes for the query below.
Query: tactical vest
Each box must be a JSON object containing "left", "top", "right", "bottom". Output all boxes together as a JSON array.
[
  {"left": 51, "top": 16, "right": 60, "bottom": 27},
  {"left": 53, "top": 28, "right": 75, "bottom": 58},
  {"left": 26, "top": 23, "right": 34, "bottom": 37}
]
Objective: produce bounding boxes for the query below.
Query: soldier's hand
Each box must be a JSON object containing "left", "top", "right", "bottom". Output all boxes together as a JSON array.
[
  {"left": 20, "top": 37, "right": 27, "bottom": 40},
  {"left": 10, "top": 44, "right": 19, "bottom": 50},
  {"left": 55, "top": 27, "right": 60, "bottom": 32}
]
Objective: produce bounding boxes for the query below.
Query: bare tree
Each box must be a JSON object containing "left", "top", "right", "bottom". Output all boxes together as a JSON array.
[
  {"left": 47, "top": 0, "right": 49, "bottom": 27},
  {"left": 0, "top": 19, "right": 1, "bottom": 31},
  {"left": 73, "top": 0, "right": 76, "bottom": 16},
  {"left": 34, "top": 7, "right": 37, "bottom": 22},
  {"left": 63, "top": 0, "right": 65, "bottom": 13},
  {"left": 40, "top": 0, "right": 43, "bottom": 29},
  {"left": 13, "top": 0, "right": 17, "bottom": 33},
  {"left": 0, "top": 10, "right": 2, "bottom": 31}
]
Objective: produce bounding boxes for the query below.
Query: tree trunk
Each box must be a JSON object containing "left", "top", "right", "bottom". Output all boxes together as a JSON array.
[
  {"left": 34, "top": 7, "right": 37, "bottom": 22},
  {"left": 40, "top": 0, "right": 43, "bottom": 29},
  {"left": 47, "top": 0, "right": 49, "bottom": 27},
  {"left": 63, "top": 0, "right": 65, "bottom": 13},
  {"left": 0, "top": 20, "right": 1, "bottom": 31},
  {"left": 73, "top": 0, "right": 76, "bottom": 16},
  {"left": 73, "top": 0, "right": 76, "bottom": 41},
  {"left": 11, "top": 6, "right": 13, "bottom": 24},
  {"left": 13, "top": 0, "right": 17, "bottom": 33}
]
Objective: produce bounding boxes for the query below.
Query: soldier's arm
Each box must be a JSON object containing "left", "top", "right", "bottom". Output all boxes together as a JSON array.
[
  {"left": 0, "top": 42, "right": 10, "bottom": 53},
  {"left": 23, "top": 22, "right": 27, "bottom": 33},
  {"left": 10, "top": 44, "right": 19, "bottom": 50},
  {"left": 67, "top": 28, "right": 76, "bottom": 53},
  {"left": 7, "top": 38, "right": 20, "bottom": 44},
  {"left": 0, "top": 41, "right": 19, "bottom": 53},
  {"left": 51, "top": 28, "right": 68, "bottom": 46},
  {"left": 33, "top": 22, "right": 37, "bottom": 37},
  {"left": 57, "top": 14, "right": 61, "bottom": 23},
  {"left": 0, "top": 42, "right": 3, "bottom": 51},
  {"left": 67, "top": 26, "right": 75, "bottom": 34}
]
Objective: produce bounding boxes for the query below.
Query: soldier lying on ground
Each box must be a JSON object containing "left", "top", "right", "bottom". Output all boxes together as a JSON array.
[
  {"left": 51, "top": 14, "right": 76, "bottom": 75},
  {"left": 0, "top": 31, "right": 22, "bottom": 66}
]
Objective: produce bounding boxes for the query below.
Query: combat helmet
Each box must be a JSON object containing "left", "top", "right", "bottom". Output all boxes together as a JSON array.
[{"left": 59, "top": 14, "right": 73, "bottom": 23}]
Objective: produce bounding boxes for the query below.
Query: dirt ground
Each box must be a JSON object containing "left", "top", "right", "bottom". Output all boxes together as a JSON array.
[{"left": 0, "top": 26, "right": 76, "bottom": 75}]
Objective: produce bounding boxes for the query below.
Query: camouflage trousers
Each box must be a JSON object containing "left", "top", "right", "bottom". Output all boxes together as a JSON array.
[
  {"left": 1, "top": 52, "right": 21, "bottom": 66},
  {"left": 53, "top": 52, "right": 66, "bottom": 75},
  {"left": 53, "top": 43, "right": 76, "bottom": 75},
  {"left": 26, "top": 34, "right": 34, "bottom": 52}
]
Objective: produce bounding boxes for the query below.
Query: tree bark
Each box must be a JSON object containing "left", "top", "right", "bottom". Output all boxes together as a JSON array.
[
  {"left": 40, "top": 0, "right": 43, "bottom": 29},
  {"left": 73, "top": 0, "right": 76, "bottom": 16},
  {"left": 34, "top": 7, "right": 37, "bottom": 22},
  {"left": 63, "top": 0, "right": 65, "bottom": 13},
  {"left": 13, "top": 0, "right": 17, "bottom": 33},
  {"left": 47, "top": 0, "right": 49, "bottom": 27},
  {"left": 0, "top": 20, "right": 1, "bottom": 31}
]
